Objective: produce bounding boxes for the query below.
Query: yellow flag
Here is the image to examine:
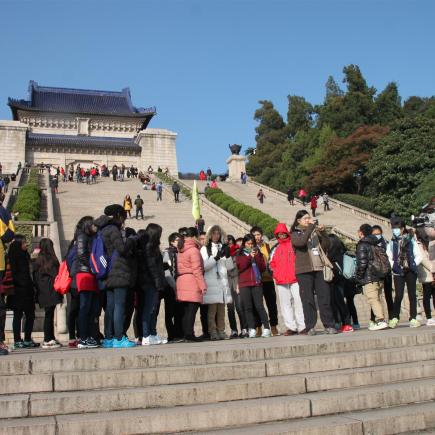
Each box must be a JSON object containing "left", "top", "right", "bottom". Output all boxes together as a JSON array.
[{"left": 192, "top": 180, "right": 201, "bottom": 221}]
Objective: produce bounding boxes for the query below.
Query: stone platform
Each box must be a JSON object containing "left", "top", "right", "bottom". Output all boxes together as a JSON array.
[{"left": 1, "top": 326, "right": 435, "bottom": 434}]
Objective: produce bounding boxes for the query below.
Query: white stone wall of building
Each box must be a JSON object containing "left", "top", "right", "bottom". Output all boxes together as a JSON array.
[
  {"left": 137, "top": 128, "right": 179, "bottom": 175},
  {"left": 0, "top": 121, "right": 27, "bottom": 173}
]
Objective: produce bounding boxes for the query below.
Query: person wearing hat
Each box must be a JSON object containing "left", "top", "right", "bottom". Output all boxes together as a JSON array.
[{"left": 94, "top": 204, "right": 137, "bottom": 348}]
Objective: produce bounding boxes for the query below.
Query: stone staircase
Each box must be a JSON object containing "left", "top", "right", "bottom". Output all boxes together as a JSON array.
[{"left": 1, "top": 327, "right": 435, "bottom": 434}]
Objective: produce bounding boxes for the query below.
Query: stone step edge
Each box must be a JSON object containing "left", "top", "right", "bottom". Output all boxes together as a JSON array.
[
  {"left": 3, "top": 329, "right": 435, "bottom": 375},
  {"left": 1, "top": 393, "right": 435, "bottom": 434}
]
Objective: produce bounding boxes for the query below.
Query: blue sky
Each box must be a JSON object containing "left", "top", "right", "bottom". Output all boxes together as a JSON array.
[{"left": 1, "top": 0, "right": 434, "bottom": 173}]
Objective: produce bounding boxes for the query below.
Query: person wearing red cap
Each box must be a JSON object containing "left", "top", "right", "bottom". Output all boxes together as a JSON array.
[{"left": 269, "top": 223, "right": 306, "bottom": 335}]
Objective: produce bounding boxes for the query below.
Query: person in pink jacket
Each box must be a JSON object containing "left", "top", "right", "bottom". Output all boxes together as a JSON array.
[{"left": 176, "top": 227, "right": 207, "bottom": 342}]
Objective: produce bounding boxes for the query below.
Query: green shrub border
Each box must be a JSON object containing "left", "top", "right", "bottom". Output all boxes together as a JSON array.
[
  {"left": 155, "top": 172, "right": 192, "bottom": 198},
  {"left": 12, "top": 168, "right": 42, "bottom": 221},
  {"left": 333, "top": 193, "right": 380, "bottom": 216}
]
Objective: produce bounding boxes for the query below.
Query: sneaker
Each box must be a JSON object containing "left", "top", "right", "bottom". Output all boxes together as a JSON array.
[
  {"left": 142, "top": 336, "right": 151, "bottom": 346},
  {"left": 369, "top": 320, "right": 388, "bottom": 331},
  {"left": 102, "top": 338, "right": 114, "bottom": 348},
  {"left": 388, "top": 318, "right": 399, "bottom": 329},
  {"left": 325, "top": 327, "right": 338, "bottom": 334},
  {"left": 85, "top": 338, "right": 99, "bottom": 348},
  {"left": 198, "top": 334, "right": 210, "bottom": 341},
  {"left": 210, "top": 333, "right": 219, "bottom": 341},
  {"left": 0, "top": 346, "right": 8, "bottom": 356},
  {"left": 218, "top": 331, "right": 228, "bottom": 340},
  {"left": 261, "top": 328, "right": 272, "bottom": 338},
  {"left": 368, "top": 321, "right": 375, "bottom": 329},
  {"left": 298, "top": 329, "right": 308, "bottom": 335},
  {"left": 77, "top": 339, "right": 88, "bottom": 349},
  {"left": 113, "top": 336, "right": 136, "bottom": 348},
  {"left": 23, "top": 340, "right": 40, "bottom": 348},
  {"left": 68, "top": 340, "right": 78, "bottom": 348},
  {"left": 307, "top": 329, "right": 316, "bottom": 336},
  {"left": 13, "top": 341, "right": 25, "bottom": 349},
  {"left": 229, "top": 330, "right": 239, "bottom": 339},
  {"left": 151, "top": 335, "right": 163, "bottom": 345},
  {"left": 42, "top": 340, "right": 61, "bottom": 349},
  {"left": 184, "top": 335, "right": 203, "bottom": 342},
  {"left": 340, "top": 325, "right": 354, "bottom": 333},
  {"left": 271, "top": 326, "right": 280, "bottom": 336},
  {"left": 410, "top": 318, "right": 421, "bottom": 328},
  {"left": 134, "top": 337, "right": 141, "bottom": 345},
  {"left": 248, "top": 328, "right": 257, "bottom": 338},
  {"left": 426, "top": 318, "right": 435, "bottom": 326},
  {"left": 239, "top": 329, "right": 249, "bottom": 338},
  {"left": 352, "top": 323, "right": 361, "bottom": 330}
]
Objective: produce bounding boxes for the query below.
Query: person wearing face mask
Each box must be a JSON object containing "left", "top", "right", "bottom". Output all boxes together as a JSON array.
[
  {"left": 387, "top": 219, "right": 423, "bottom": 328},
  {"left": 371, "top": 225, "right": 393, "bottom": 322}
]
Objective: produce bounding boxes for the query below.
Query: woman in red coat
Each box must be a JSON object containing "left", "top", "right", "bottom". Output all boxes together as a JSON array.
[
  {"left": 176, "top": 227, "right": 207, "bottom": 342},
  {"left": 235, "top": 234, "right": 271, "bottom": 338},
  {"left": 310, "top": 195, "right": 318, "bottom": 217}
]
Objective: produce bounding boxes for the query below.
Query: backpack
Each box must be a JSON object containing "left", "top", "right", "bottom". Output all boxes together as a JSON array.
[
  {"left": 371, "top": 245, "right": 390, "bottom": 279},
  {"left": 53, "top": 260, "right": 72, "bottom": 295},
  {"left": 342, "top": 252, "right": 357, "bottom": 280},
  {"left": 90, "top": 229, "right": 117, "bottom": 280}
]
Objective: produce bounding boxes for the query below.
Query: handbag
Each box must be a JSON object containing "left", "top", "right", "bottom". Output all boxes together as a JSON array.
[{"left": 317, "top": 241, "right": 334, "bottom": 283}]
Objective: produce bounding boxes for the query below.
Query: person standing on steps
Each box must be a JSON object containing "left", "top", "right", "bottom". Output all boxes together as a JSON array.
[
  {"left": 257, "top": 189, "right": 266, "bottom": 204},
  {"left": 387, "top": 218, "right": 422, "bottom": 329},
  {"left": 298, "top": 188, "right": 307, "bottom": 206},
  {"left": 172, "top": 181, "right": 181, "bottom": 203},
  {"left": 269, "top": 223, "right": 306, "bottom": 335},
  {"left": 206, "top": 167, "right": 212, "bottom": 182},
  {"left": 134, "top": 195, "right": 144, "bottom": 220},
  {"left": 291, "top": 210, "right": 337, "bottom": 336},
  {"left": 310, "top": 195, "right": 318, "bottom": 217},
  {"left": 250, "top": 226, "right": 279, "bottom": 336},
  {"left": 156, "top": 181, "right": 163, "bottom": 202},
  {"left": 123, "top": 195, "right": 132, "bottom": 219},
  {"left": 323, "top": 193, "right": 330, "bottom": 211},
  {"left": 287, "top": 187, "right": 295, "bottom": 206},
  {"left": 196, "top": 215, "right": 205, "bottom": 233},
  {"left": 356, "top": 224, "right": 389, "bottom": 331},
  {"left": 176, "top": 227, "right": 207, "bottom": 342}
]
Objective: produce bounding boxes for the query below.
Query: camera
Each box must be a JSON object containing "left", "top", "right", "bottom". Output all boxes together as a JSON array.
[{"left": 412, "top": 196, "right": 435, "bottom": 229}]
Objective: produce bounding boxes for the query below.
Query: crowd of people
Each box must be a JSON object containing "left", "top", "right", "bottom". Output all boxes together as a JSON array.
[{"left": 0, "top": 194, "right": 433, "bottom": 355}]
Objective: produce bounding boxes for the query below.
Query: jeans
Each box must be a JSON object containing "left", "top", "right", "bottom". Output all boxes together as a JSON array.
[
  {"left": 422, "top": 282, "right": 435, "bottom": 319},
  {"left": 330, "top": 276, "right": 351, "bottom": 325},
  {"left": 174, "top": 192, "right": 179, "bottom": 202},
  {"left": 44, "top": 306, "right": 56, "bottom": 342},
  {"left": 182, "top": 301, "right": 199, "bottom": 338},
  {"left": 67, "top": 290, "right": 80, "bottom": 340},
  {"left": 136, "top": 208, "right": 144, "bottom": 219},
  {"left": 157, "top": 191, "right": 162, "bottom": 201},
  {"left": 123, "top": 287, "right": 135, "bottom": 336},
  {"left": 78, "top": 291, "right": 100, "bottom": 340},
  {"left": 344, "top": 280, "right": 359, "bottom": 325},
  {"left": 0, "top": 294, "right": 6, "bottom": 342},
  {"left": 142, "top": 287, "right": 159, "bottom": 338},
  {"left": 13, "top": 306, "right": 35, "bottom": 342},
  {"left": 393, "top": 271, "right": 417, "bottom": 320},
  {"left": 105, "top": 287, "right": 128, "bottom": 340},
  {"left": 297, "top": 271, "right": 335, "bottom": 331},
  {"left": 239, "top": 286, "right": 270, "bottom": 330}
]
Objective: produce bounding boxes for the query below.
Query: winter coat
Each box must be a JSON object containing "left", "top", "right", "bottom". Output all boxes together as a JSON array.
[
  {"left": 416, "top": 240, "right": 434, "bottom": 283},
  {"left": 386, "top": 235, "right": 422, "bottom": 276},
  {"left": 94, "top": 215, "right": 136, "bottom": 289},
  {"left": 33, "top": 261, "right": 62, "bottom": 308},
  {"left": 137, "top": 234, "right": 166, "bottom": 293},
  {"left": 356, "top": 235, "right": 385, "bottom": 285},
  {"left": 176, "top": 238, "right": 207, "bottom": 303},
  {"left": 76, "top": 231, "right": 93, "bottom": 274},
  {"left": 310, "top": 197, "right": 317, "bottom": 209},
  {"left": 292, "top": 224, "right": 330, "bottom": 275},
  {"left": 236, "top": 251, "right": 266, "bottom": 288},
  {"left": 7, "top": 250, "right": 34, "bottom": 310},
  {"left": 201, "top": 242, "right": 234, "bottom": 304},
  {"left": 269, "top": 223, "right": 297, "bottom": 285}
]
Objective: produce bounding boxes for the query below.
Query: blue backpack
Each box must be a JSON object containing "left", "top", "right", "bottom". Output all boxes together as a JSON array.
[
  {"left": 90, "top": 229, "right": 116, "bottom": 280},
  {"left": 342, "top": 252, "right": 357, "bottom": 280}
]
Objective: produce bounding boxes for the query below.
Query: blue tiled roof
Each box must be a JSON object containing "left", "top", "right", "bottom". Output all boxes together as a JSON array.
[
  {"left": 8, "top": 81, "right": 156, "bottom": 119},
  {"left": 26, "top": 133, "right": 141, "bottom": 152}
]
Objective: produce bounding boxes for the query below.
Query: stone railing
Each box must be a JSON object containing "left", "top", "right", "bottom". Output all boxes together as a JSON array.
[{"left": 2, "top": 168, "right": 25, "bottom": 210}]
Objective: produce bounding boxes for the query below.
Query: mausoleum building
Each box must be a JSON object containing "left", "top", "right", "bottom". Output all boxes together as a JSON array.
[{"left": 0, "top": 81, "right": 178, "bottom": 174}]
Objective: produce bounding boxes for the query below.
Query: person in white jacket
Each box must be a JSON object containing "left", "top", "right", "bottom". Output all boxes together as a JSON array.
[{"left": 201, "top": 225, "right": 234, "bottom": 340}]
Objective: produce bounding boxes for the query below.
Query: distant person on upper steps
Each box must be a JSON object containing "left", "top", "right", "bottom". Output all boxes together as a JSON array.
[
  {"left": 206, "top": 167, "right": 212, "bottom": 182},
  {"left": 257, "top": 189, "right": 266, "bottom": 204},
  {"left": 287, "top": 187, "right": 295, "bottom": 206},
  {"left": 310, "top": 195, "right": 318, "bottom": 217},
  {"left": 298, "top": 188, "right": 307, "bottom": 206},
  {"left": 210, "top": 179, "right": 218, "bottom": 189},
  {"left": 199, "top": 170, "right": 206, "bottom": 181}
]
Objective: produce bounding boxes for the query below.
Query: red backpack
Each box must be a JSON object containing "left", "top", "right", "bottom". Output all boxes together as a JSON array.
[{"left": 53, "top": 260, "right": 72, "bottom": 295}]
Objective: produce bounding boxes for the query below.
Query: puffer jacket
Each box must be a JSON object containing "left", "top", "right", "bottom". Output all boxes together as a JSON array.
[
  {"left": 94, "top": 215, "right": 136, "bottom": 289},
  {"left": 176, "top": 238, "right": 207, "bottom": 303},
  {"left": 137, "top": 234, "right": 166, "bottom": 292},
  {"left": 76, "top": 230, "right": 93, "bottom": 273},
  {"left": 356, "top": 235, "right": 384, "bottom": 285},
  {"left": 269, "top": 223, "right": 297, "bottom": 285}
]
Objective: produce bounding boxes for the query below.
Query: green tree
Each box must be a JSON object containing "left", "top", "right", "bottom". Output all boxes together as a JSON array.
[
  {"left": 365, "top": 117, "right": 435, "bottom": 218},
  {"left": 325, "top": 75, "right": 344, "bottom": 99},
  {"left": 375, "top": 82, "right": 402, "bottom": 125},
  {"left": 287, "top": 95, "right": 314, "bottom": 137},
  {"left": 403, "top": 96, "right": 435, "bottom": 119}
]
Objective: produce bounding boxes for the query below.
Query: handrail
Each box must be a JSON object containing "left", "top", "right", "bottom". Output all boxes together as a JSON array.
[{"left": 2, "top": 168, "right": 24, "bottom": 210}]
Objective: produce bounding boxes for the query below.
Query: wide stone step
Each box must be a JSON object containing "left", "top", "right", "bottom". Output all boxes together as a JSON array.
[
  {"left": 2, "top": 328, "right": 434, "bottom": 376},
  {"left": 2, "top": 385, "right": 435, "bottom": 434},
  {"left": 2, "top": 343, "right": 435, "bottom": 394}
]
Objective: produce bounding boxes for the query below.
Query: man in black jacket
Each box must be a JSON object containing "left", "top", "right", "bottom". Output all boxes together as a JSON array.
[{"left": 356, "top": 224, "right": 388, "bottom": 331}]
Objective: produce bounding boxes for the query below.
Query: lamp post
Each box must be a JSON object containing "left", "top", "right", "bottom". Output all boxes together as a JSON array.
[{"left": 353, "top": 169, "right": 364, "bottom": 195}]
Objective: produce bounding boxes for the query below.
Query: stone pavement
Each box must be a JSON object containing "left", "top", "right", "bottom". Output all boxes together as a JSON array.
[
  {"left": 183, "top": 179, "right": 392, "bottom": 240},
  {"left": 1, "top": 326, "right": 435, "bottom": 434},
  {"left": 53, "top": 176, "right": 243, "bottom": 255}
]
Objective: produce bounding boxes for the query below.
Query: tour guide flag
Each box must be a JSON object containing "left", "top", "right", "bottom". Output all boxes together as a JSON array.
[{"left": 192, "top": 180, "right": 201, "bottom": 221}]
